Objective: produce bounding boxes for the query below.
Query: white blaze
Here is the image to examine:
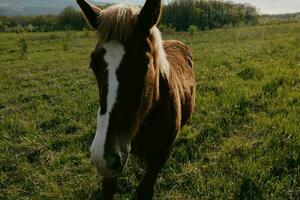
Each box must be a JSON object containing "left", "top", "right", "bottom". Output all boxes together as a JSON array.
[{"left": 90, "top": 40, "right": 125, "bottom": 171}]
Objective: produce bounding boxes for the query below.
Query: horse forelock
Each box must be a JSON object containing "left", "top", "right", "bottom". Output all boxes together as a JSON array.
[
  {"left": 97, "top": 3, "right": 140, "bottom": 42},
  {"left": 95, "top": 3, "right": 170, "bottom": 77}
]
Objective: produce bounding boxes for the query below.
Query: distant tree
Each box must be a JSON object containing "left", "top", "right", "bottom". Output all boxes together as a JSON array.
[
  {"left": 31, "top": 15, "right": 57, "bottom": 32},
  {"left": 0, "top": 21, "right": 5, "bottom": 32},
  {"left": 15, "top": 23, "right": 24, "bottom": 33},
  {"left": 57, "top": 6, "right": 87, "bottom": 30},
  {"left": 26, "top": 24, "right": 35, "bottom": 32}
]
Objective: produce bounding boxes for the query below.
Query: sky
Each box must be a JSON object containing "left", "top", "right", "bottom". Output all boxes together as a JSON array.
[{"left": 97, "top": 0, "right": 300, "bottom": 15}]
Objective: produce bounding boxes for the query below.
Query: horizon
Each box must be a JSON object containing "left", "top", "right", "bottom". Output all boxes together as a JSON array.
[
  {"left": 95, "top": 0, "right": 300, "bottom": 15},
  {"left": 0, "top": 0, "right": 299, "bottom": 16}
]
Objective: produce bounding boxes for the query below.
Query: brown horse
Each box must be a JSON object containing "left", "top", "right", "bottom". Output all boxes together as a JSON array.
[{"left": 77, "top": 0, "right": 196, "bottom": 199}]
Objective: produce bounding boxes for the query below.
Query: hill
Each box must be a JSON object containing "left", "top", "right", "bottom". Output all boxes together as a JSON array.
[
  {"left": 263, "top": 12, "right": 300, "bottom": 20},
  {"left": 0, "top": 0, "right": 109, "bottom": 16},
  {"left": 0, "top": 0, "right": 72, "bottom": 16},
  {"left": 260, "top": 12, "right": 300, "bottom": 24}
]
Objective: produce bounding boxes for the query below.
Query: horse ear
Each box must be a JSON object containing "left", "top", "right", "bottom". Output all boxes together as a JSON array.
[
  {"left": 138, "top": 0, "right": 162, "bottom": 33},
  {"left": 77, "top": 0, "right": 101, "bottom": 29}
]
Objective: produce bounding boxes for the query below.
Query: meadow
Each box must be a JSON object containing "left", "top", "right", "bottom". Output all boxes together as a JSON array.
[{"left": 0, "top": 23, "right": 299, "bottom": 199}]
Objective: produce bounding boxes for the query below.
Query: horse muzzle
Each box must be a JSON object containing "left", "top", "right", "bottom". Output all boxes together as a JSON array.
[{"left": 91, "top": 151, "right": 129, "bottom": 177}]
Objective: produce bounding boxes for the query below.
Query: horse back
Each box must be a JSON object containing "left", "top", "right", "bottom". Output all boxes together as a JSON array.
[{"left": 163, "top": 40, "right": 196, "bottom": 127}]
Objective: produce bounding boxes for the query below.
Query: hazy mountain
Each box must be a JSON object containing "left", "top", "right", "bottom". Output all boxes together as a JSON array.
[
  {"left": 0, "top": 0, "right": 136, "bottom": 16},
  {"left": 97, "top": 0, "right": 145, "bottom": 4},
  {"left": 0, "top": 0, "right": 74, "bottom": 16},
  {"left": 261, "top": 12, "right": 300, "bottom": 21}
]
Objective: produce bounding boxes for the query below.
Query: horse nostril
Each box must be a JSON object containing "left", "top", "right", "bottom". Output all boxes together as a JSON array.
[{"left": 105, "top": 153, "right": 122, "bottom": 171}]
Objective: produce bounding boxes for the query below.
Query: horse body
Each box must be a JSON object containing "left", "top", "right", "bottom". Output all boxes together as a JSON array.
[
  {"left": 133, "top": 39, "right": 195, "bottom": 160},
  {"left": 76, "top": 0, "right": 195, "bottom": 199}
]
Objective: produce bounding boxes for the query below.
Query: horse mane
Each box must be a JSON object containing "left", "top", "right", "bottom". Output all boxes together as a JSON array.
[
  {"left": 97, "top": 3, "right": 140, "bottom": 42},
  {"left": 151, "top": 27, "right": 170, "bottom": 77}
]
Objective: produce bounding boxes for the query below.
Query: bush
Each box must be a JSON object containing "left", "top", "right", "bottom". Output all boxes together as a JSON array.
[
  {"left": 159, "top": 24, "right": 176, "bottom": 33},
  {"left": 62, "top": 29, "right": 71, "bottom": 51},
  {"left": 58, "top": 6, "right": 87, "bottom": 31},
  {"left": 19, "top": 38, "right": 28, "bottom": 59},
  {"left": 188, "top": 25, "right": 198, "bottom": 35}
]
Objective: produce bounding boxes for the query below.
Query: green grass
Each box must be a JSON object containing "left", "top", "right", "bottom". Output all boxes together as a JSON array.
[{"left": 1, "top": 23, "right": 299, "bottom": 199}]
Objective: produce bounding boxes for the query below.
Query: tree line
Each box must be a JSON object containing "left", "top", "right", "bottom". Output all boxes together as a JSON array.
[
  {"left": 0, "top": 6, "right": 87, "bottom": 32},
  {"left": 161, "top": 0, "right": 259, "bottom": 31},
  {"left": 1, "top": 0, "right": 259, "bottom": 32}
]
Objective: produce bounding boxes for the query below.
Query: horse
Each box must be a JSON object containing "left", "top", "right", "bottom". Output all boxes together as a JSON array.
[{"left": 77, "top": 0, "right": 196, "bottom": 199}]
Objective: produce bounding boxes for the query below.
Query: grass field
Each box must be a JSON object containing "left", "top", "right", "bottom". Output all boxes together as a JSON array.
[{"left": 0, "top": 23, "right": 300, "bottom": 199}]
